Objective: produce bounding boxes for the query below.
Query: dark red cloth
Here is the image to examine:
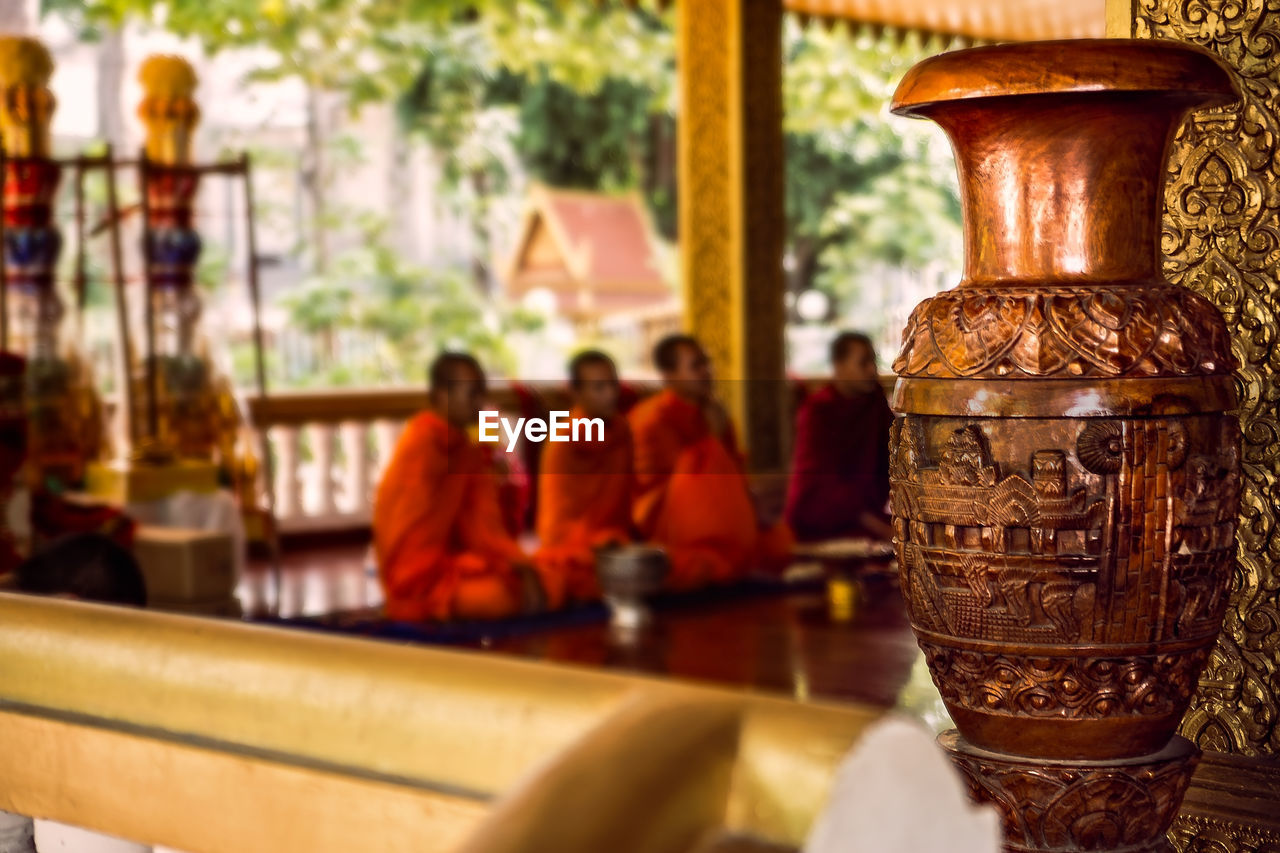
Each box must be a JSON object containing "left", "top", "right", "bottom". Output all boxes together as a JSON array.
[
  {"left": 784, "top": 382, "right": 893, "bottom": 542},
  {"left": 615, "top": 381, "right": 642, "bottom": 417},
  {"left": 30, "top": 491, "right": 136, "bottom": 554}
]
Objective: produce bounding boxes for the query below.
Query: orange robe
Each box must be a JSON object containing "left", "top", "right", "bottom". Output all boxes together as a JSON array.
[
  {"left": 534, "top": 411, "right": 634, "bottom": 603},
  {"left": 373, "top": 410, "right": 527, "bottom": 621},
  {"left": 629, "top": 390, "right": 791, "bottom": 589}
]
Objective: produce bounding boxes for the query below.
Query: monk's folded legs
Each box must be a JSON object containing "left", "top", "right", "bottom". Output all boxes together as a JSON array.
[{"left": 451, "top": 574, "right": 523, "bottom": 620}]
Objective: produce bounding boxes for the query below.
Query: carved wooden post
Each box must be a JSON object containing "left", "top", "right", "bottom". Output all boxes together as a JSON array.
[
  {"left": 677, "top": 0, "right": 788, "bottom": 472},
  {"left": 889, "top": 41, "right": 1241, "bottom": 853},
  {"left": 1112, "top": 1, "right": 1280, "bottom": 848}
]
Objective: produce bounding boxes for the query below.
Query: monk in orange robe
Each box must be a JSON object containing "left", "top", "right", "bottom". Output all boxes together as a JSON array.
[
  {"left": 373, "top": 352, "right": 545, "bottom": 621},
  {"left": 629, "top": 335, "right": 792, "bottom": 589},
  {"left": 534, "top": 350, "right": 634, "bottom": 603}
]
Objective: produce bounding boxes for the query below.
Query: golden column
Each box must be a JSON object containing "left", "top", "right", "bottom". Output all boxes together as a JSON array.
[
  {"left": 1111, "top": 0, "right": 1280, "bottom": 847},
  {"left": 677, "top": 0, "right": 788, "bottom": 472}
]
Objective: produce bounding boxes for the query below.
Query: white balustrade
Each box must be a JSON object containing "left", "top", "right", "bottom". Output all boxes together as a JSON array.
[
  {"left": 371, "top": 420, "right": 404, "bottom": 483},
  {"left": 245, "top": 384, "right": 585, "bottom": 534},
  {"left": 258, "top": 418, "right": 408, "bottom": 533},
  {"left": 271, "top": 426, "right": 303, "bottom": 522},
  {"left": 339, "top": 422, "right": 372, "bottom": 516},
  {"left": 307, "top": 423, "right": 338, "bottom": 518}
]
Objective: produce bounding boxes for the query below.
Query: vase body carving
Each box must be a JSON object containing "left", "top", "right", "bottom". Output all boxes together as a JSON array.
[{"left": 889, "top": 37, "right": 1241, "bottom": 773}]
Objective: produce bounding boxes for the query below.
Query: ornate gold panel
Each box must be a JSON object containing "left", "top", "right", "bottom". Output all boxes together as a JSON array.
[{"left": 1113, "top": 0, "right": 1280, "bottom": 761}]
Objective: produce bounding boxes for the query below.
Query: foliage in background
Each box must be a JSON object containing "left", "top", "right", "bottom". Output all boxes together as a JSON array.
[
  {"left": 818, "top": 152, "right": 962, "bottom": 287},
  {"left": 47, "top": 0, "right": 961, "bottom": 386},
  {"left": 59, "top": 0, "right": 481, "bottom": 274},
  {"left": 57, "top": 0, "right": 456, "bottom": 95},
  {"left": 278, "top": 215, "right": 542, "bottom": 386},
  {"left": 783, "top": 22, "right": 961, "bottom": 314},
  {"left": 397, "top": 6, "right": 676, "bottom": 256},
  {"left": 480, "top": 3, "right": 676, "bottom": 234}
]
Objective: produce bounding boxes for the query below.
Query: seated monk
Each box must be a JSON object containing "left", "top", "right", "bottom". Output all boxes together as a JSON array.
[
  {"left": 785, "top": 332, "right": 894, "bottom": 542},
  {"left": 629, "top": 334, "right": 791, "bottom": 589},
  {"left": 373, "top": 352, "right": 545, "bottom": 621},
  {"left": 534, "top": 350, "right": 633, "bottom": 603}
]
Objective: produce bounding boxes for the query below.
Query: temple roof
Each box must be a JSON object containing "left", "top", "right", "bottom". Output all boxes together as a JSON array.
[{"left": 503, "top": 185, "right": 672, "bottom": 319}]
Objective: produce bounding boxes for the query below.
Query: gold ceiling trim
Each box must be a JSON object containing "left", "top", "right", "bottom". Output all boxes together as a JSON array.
[
  {"left": 783, "top": 0, "right": 1106, "bottom": 42},
  {"left": 620, "top": 0, "right": 1107, "bottom": 44}
]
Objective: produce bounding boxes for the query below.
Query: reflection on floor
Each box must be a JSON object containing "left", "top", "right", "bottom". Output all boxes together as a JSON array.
[
  {"left": 237, "top": 544, "right": 948, "bottom": 721},
  {"left": 239, "top": 542, "right": 382, "bottom": 619},
  {"left": 467, "top": 574, "right": 921, "bottom": 708}
]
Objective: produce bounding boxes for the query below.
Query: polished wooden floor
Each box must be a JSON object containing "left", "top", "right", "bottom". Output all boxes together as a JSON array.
[
  {"left": 241, "top": 546, "right": 944, "bottom": 716},
  {"left": 240, "top": 542, "right": 380, "bottom": 618},
  {"left": 471, "top": 574, "right": 920, "bottom": 707}
]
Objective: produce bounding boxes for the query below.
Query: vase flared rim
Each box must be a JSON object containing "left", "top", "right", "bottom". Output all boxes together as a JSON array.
[{"left": 892, "top": 38, "right": 1238, "bottom": 117}]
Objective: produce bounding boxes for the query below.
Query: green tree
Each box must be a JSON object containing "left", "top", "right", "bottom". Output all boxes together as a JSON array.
[
  {"left": 479, "top": 1, "right": 676, "bottom": 233},
  {"left": 279, "top": 280, "right": 353, "bottom": 366},
  {"left": 784, "top": 127, "right": 902, "bottom": 298},
  {"left": 396, "top": 4, "right": 676, "bottom": 277},
  {"left": 281, "top": 216, "right": 542, "bottom": 387},
  {"left": 50, "top": 0, "right": 962, "bottom": 383},
  {"left": 782, "top": 22, "right": 961, "bottom": 310},
  {"left": 66, "top": 0, "right": 463, "bottom": 272}
]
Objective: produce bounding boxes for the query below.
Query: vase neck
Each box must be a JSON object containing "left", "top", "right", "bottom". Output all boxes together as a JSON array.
[
  {"left": 932, "top": 94, "right": 1184, "bottom": 286},
  {"left": 889, "top": 40, "right": 1239, "bottom": 288}
]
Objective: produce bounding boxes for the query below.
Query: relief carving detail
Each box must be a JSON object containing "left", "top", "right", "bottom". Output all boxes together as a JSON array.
[
  {"left": 893, "top": 413, "right": 1238, "bottom": 753},
  {"left": 894, "top": 285, "right": 1237, "bottom": 379},
  {"left": 943, "top": 732, "right": 1200, "bottom": 853}
]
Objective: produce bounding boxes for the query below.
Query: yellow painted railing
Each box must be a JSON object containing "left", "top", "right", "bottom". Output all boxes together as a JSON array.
[{"left": 0, "top": 594, "right": 881, "bottom": 852}]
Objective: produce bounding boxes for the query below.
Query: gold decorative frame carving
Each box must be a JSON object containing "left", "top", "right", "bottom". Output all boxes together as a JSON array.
[
  {"left": 1112, "top": 0, "right": 1280, "bottom": 763},
  {"left": 1109, "top": 0, "right": 1280, "bottom": 847}
]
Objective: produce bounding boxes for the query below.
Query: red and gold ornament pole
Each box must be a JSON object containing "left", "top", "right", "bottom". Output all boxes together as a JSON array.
[
  {"left": 0, "top": 36, "right": 103, "bottom": 522},
  {"left": 135, "top": 53, "right": 204, "bottom": 460},
  {"left": 83, "top": 53, "right": 243, "bottom": 506}
]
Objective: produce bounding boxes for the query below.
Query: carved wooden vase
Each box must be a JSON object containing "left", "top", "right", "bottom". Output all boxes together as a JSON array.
[{"left": 888, "top": 40, "right": 1242, "bottom": 853}]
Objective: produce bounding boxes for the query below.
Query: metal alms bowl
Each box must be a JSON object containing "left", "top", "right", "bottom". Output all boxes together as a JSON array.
[{"left": 595, "top": 545, "right": 669, "bottom": 629}]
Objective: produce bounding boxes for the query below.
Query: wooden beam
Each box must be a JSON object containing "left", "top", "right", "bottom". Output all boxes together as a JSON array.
[{"left": 783, "top": 0, "right": 1107, "bottom": 41}]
